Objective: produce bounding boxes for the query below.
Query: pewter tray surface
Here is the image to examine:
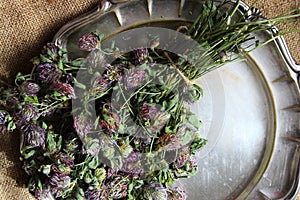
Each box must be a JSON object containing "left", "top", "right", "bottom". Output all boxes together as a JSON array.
[{"left": 53, "top": 0, "right": 300, "bottom": 199}]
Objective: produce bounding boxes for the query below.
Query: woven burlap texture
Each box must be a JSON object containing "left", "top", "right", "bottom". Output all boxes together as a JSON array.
[{"left": 0, "top": 0, "right": 299, "bottom": 200}]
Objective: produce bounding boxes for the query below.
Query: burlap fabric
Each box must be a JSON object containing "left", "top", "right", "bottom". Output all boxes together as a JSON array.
[{"left": 0, "top": 0, "right": 299, "bottom": 200}]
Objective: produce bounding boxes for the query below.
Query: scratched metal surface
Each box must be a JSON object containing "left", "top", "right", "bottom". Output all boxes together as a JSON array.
[{"left": 53, "top": 0, "right": 300, "bottom": 199}]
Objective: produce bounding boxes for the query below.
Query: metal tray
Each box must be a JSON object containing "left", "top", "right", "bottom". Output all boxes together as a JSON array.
[{"left": 53, "top": 0, "right": 300, "bottom": 199}]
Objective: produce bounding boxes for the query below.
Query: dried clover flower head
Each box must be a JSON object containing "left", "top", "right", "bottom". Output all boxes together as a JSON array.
[
  {"left": 3, "top": 87, "right": 19, "bottom": 109},
  {"left": 73, "top": 115, "right": 93, "bottom": 136},
  {"left": 55, "top": 153, "right": 74, "bottom": 168},
  {"left": 53, "top": 82, "right": 76, "bottom": 99},
  {"left": 157, "top": 133, "right": 182, "bottom": 151},
  {"left": 21, "top": 82, "right": 40, "bottom": 96},
  {"left": 90, "top": 76, "right": 109, "bottom": 95},
  {"left": 18, "top": 102, "right": 38, "bottom": 122},
  {"left": 35, "top": 188, "right": 55, "bottom": 200},
  {"left": 175, "top": 146, "right": 190, "bottom": 168},
  {"left": 35, "top": 63, "right": 61, "bottom": 84},
  {"left": 48, "top": 173, "right": 71, "bottom": 198},
  {"left": 140, "top": 103, "right": 171, "bottom": 132},
  {"left": 104, "top": 64, "right": 124, "bottom": 81},
  {"left": 125, "top": 68, "right": 146, "bottom": 88},
  {"left": 143, "top": 182, "right": 168, "bottom": 200},
  {"left": 41, "top": 43, "right": 61, "bottom": 60},
  {"left": 134, "top": 48, "right": 149, "bottom": 65},
  {"left": 24, "top": 124, "right": 46, "bottom": 147},
  {"left": 99, "top": 110, "right": 120, "bottom": 133},
  {"left": 121, "top": 151, "right": 142, "bottom": 175},
  {"left": 107, "top": 175, "right": 129, "bottom": 199},
  {"left": 168, "top": 186, "right": 188, "bottom": 200},
  {"left": 85, "top": 184, "right": 109, "bottom": 200},
  {"left": 106, "top": 168, "right": 118, "bottom": 179},
  {"left": 188, "top": 156, "right": 198, "bottom": 170},
  {"left": 78, "top": 32, "right": 101, "bottom": 51}
]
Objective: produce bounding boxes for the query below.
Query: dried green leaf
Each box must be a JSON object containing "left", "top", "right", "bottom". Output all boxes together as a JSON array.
[
  {"left": 88, "top": 157, "right": 99, "bottom": 169},
  {"left": 40, "top": 54, "right": 53, "bottom": 63}
]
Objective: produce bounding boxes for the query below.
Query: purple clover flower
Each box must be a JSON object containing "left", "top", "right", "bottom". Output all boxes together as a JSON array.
[
  {"left": 175, "top": 146, "right": 190, "bottom": 168},
  {"left": 107, "top": 175, "right": 129, "bottom": 199},
  {"left": 125, "top": 68, "right": 146, "bottom": 88},
  {"left": 73, "top": 115, "right": 93, "bottom": 136},
  {"left": 56, "top": 153, "right": 74, "bottom": 168},
  {"left": 90, "top": 76, "right": 109, "bottom": 95},
  {"left": 18, "top": 102, "right": 38, "bottom": 122},
  {"left": 41, "top": 43, "right": 61, "bottom": 60},
  {"left": 4, "top": 88, "right": 19, "bottom": 109},
  {"left": 35, "top": 63, "right": 61, "bottom": 84},
  {"left": 134, "top": 48, "right": 149, "bottom": 65},
  {"left": 188, "top": 156, "right": 198, "bottom": 171},
  {"left": 104, "top": 64, "right": 124, "bottom": 81},
  {"left": 35, "top": 188, "right": 55, "bottom": 200},
  {"left": 78, "top": 33, "right": 100, "bottom": 51},
  {"left": 48, "top": 173, "right": 71, "bottom": 198},
  {"left": 168, "top": 186, "right": 188, "bottom": 200},
  {"left": 141, "top": 103, "right": 170, "bottom": 132},
  {"left": 124, "top": 151, "right": 139, "bottom": 164},
  {"left": 53, "top": 82, "right": 75, "bottom": 99},
  {"left": 99, "top": 112, "right": 120, "bottom": 133},
  {"left": 157, "top": 133, "right": 182, "bottom": 151},
  {"left": 23, "top": 124, "right": 46, "bottom": 147},
  {"left": 144, "top": 182, "right": 168, "bottom": 200},
  {"left": 21, "top": 82, "right": 40, "bottom": 96},
  {"left": 141, "top": 103, "right": 159, "bottom": 120},
  {"left": 106, "top": 168, "right": 118, "bottom": 179},
  {"left": 51, "top": 164, "right": 63, "bottom": 174},
  {"left": 120, "top": 151, "right": 143, "bottom": 176},
  {"left": 85, "top": 184, "right": 109, "bottom": 200}
]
